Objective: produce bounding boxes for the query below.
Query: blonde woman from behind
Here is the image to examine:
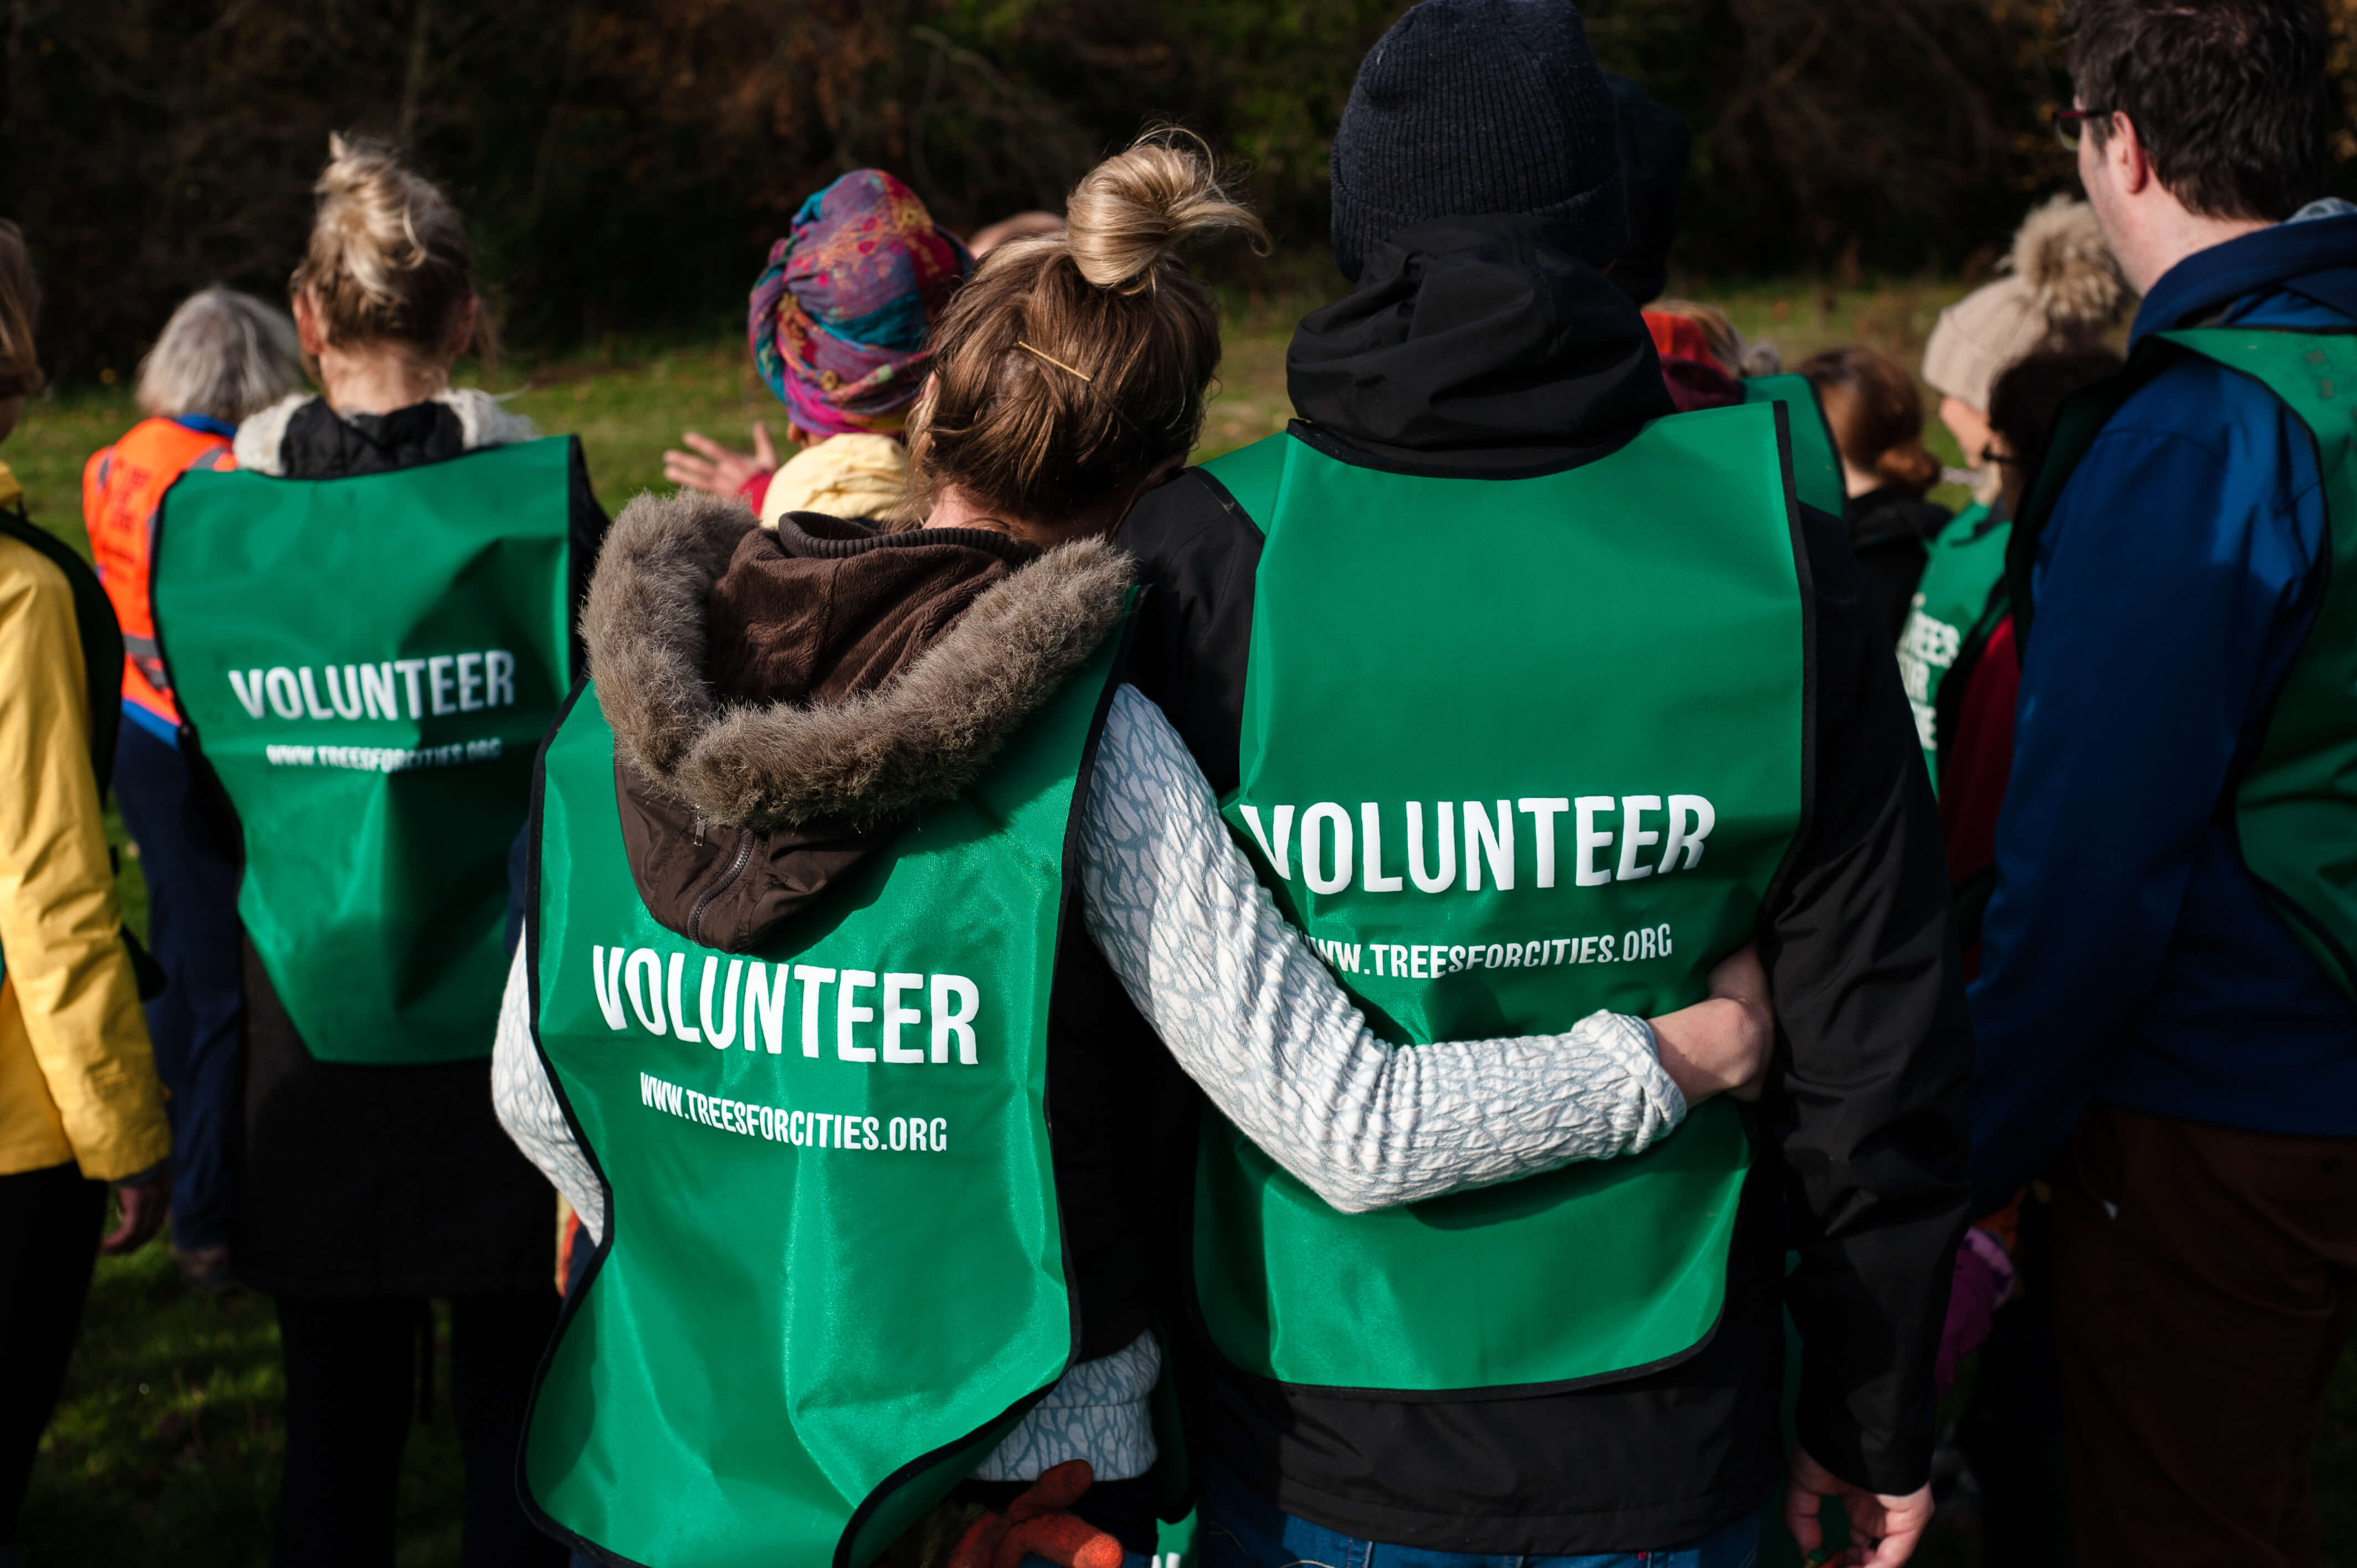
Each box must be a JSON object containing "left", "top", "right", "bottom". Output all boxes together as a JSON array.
[{"left": 155, "top": 137, "right": 604, "bottom": 1568}]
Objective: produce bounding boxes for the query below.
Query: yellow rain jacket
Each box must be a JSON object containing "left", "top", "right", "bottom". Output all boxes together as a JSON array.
[{"left": 0, "top": 463, "right": 169, "bottom": 1181}]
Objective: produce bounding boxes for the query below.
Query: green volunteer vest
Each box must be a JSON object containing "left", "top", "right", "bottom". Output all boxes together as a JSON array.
[
  {"left": 1745, "top": 373, "right": 1844, "bottom": 517},
  {"left": 1896, "top": 501, "right": 2007, "bottom": 786},
  {"left": 152, "top": 440, "right": 574, "bottom": 1064},
  {"left": 522, "top": 622, "right": 1127, "bottom": 1568},
  {"left": 2019, "top": 328, "right": 2357, "bottom": 1000},
  {"left": 1192, "top": 406, "right": 1804, "bottom": 1394}
]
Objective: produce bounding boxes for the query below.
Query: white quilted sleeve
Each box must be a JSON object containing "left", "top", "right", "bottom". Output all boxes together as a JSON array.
[
  {"left": 492, "top": 935, "right": 608, "bottom": 1242},
  {"left": 1079, "top": 684, "right": 1689, "bottom": 1215}
]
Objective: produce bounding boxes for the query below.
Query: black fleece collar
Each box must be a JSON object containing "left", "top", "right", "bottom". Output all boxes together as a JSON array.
[
  {"left": 1286, "top": 214, "right": 1674, "bottom": 476},
  {"left": 278, "top": 398, "right": 466, "bottom": 478}
]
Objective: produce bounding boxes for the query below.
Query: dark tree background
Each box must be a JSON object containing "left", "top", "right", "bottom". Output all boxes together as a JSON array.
[{"left": 2, "top": 0, "right": 2349, "bottom": 378}]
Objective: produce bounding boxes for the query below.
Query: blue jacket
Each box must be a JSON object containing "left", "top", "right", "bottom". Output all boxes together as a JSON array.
[{"left": 1969, "top": 212, "right": 2357, "bottom": 1211}]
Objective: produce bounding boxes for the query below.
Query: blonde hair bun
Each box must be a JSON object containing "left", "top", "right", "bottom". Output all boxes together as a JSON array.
[
  {"left": 1062, "top": 134, "right": 1269, "bottom": 294},
  {"left": 294, "top": 133, "right": 475, "bottom": 354}
]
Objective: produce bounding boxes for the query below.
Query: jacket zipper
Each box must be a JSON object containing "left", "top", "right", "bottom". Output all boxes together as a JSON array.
[{"left": 687, "top": 829, "right": 756, "bottom": 948}]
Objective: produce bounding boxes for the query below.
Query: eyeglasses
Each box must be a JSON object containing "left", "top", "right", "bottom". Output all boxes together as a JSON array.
[{"left": 2054, "top": 107, "right": 2109, "bottom": 151}]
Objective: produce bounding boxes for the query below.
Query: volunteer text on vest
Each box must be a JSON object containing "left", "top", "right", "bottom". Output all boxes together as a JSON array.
[{"left": 1241, "top": 795, "right": 1711, "bottom": 976}]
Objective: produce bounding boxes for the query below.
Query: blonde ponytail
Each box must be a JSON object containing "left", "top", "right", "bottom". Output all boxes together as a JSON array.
[
  {"left": 291, "top": 135, "right": 476, "bottom": 357},
  {"left": 907, "top": 134, "right": 1265, "bottom": 524}
]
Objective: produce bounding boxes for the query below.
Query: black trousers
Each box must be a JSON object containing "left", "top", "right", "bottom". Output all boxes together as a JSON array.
[
  {"left": 112, "top": 714, "right": 245, "bottom": 1252},
  {"left": 272, "top": 1291, "right": 566, "bottom": 1568},
  {"left": 0, "top": 1162, "right": 106, "bottom": 1545}
]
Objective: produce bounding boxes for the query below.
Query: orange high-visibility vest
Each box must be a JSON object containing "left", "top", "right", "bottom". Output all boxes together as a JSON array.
[{"left": 83, "top": 417, "right": 235, "bottom": 732}]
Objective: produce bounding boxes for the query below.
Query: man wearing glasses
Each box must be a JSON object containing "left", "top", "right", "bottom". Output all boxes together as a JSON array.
[{"left": 1972, "top": 1, "right": 2357, "bottom": 1564}]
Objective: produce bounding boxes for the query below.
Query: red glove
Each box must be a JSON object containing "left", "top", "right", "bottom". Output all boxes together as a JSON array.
[
  {"left": 948, "top": 1461, "right": 1125, "bottom": 1568},
  {"left": 1934, "top": 1225, "right": 2017, "bottom": 1395}
]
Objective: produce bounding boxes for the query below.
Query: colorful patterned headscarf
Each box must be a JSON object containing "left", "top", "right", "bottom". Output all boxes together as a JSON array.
[{"left": 747, "top": 171, "right": 972, "bottom": 441}]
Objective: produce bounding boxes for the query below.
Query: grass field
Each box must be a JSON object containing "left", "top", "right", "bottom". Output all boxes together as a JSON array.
[{"left": 8, "top": 277, "right": 2351, "bottom": 1565}]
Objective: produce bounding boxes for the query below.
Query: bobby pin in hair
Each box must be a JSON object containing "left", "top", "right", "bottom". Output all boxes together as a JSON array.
[{"left": 1014, "top": 339, "right": 1093, "bottom": 383}]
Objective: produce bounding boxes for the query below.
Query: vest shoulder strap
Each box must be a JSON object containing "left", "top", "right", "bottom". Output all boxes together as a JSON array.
[
  {"left": 1742, "top": 373, "right": 1843, "bottom": 517},
  {"left": 2157, "top": 327, "right": 2357, "bottom": 456},
  {"left": 2011, "top": 328, "right": 2357, "bottom": 654},
  {"left": 1198, "top": 431, "right": 1290, "bottom": 527}
]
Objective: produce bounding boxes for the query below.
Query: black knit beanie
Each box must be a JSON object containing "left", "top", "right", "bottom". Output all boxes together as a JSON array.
[
  {"left": 1605, "top": 72, "right": 1691, "bottom": 306},
  {"left": 1329, "top": 0, "right": 1628, "bottom": 283}
]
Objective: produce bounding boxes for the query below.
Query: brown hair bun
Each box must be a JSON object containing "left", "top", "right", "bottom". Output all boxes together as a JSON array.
[
  {"left": 907, "top": 133, "right": 1269, "bottom": 525},
  {"left": 1800, "top": 345, "right": 1939, "bottom": 499}
]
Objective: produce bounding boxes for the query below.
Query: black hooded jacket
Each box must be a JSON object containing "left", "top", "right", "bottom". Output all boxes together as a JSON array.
[{"left": 1118, "top": 217, "right": 1970, "bottom": 1552}]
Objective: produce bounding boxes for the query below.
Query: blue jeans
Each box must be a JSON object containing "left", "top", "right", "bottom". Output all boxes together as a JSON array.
[
  {"left": 113, "top": 715, "right": 246, "bottom": 1251},
  {"left": 1197, "top": 1463, "right": 1759, "bottom": 1568}
]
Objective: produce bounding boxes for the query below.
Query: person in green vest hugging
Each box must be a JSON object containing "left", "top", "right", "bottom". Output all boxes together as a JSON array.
[
  {"left": 1115, "top": 4, "right": 1973, "bottom": 1565},
  {"left": 491, "top": 133, "right": 1780, "bottom": 1568},
  {"left": 146, "top": 137, "right": 609, "bottom": 1567}
]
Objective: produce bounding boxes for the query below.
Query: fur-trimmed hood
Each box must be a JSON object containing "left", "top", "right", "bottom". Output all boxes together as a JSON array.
[{"left": 584, "top": 489, "right": 1134, "bottom": 951}]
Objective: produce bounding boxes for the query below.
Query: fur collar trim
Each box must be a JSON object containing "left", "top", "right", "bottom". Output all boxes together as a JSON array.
[
  {"left": 232, "top": 386, "right": 538, "bottom": 475},
  {"left": 586, "top": 490, "right": 1135, "bottom": 829}
]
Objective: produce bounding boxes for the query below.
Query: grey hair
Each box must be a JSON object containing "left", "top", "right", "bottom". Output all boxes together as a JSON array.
[{"left": 135, "top": 288, "right": 305, "bottom": 424}]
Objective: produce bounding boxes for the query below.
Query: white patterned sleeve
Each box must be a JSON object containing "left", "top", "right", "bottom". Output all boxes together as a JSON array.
[
  {"left": 492, "top": 934, "right": 608, "bottom": 1242},
  {"left": 1079, "top": 684, "right": 1689, "bottom": 1216}
]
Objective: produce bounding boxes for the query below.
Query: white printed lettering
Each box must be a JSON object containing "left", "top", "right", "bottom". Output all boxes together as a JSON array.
[
  {"left": 326, "top": 664, "right": 366, "bottom": 720},
  {"left": 487, "top": 649, "right": 517, "bottom": 707},
  {"left": 297, "top": 667, "right": 336, "bottom": 720},
  {"left": 361, "top": 663, "right": 398, "bottom": 720},
  {"left": 1407, "top": 801, "right": 1455, "bottom": 893},
  {"left": 624, "top": 948, "right": 665, "bottom": 1034},
  {"left": 700, "top": 956, "right": 742, "bottom": 1049},
  {"left": 1464, "top": 801, "right": 1514, "bottom": 891},
  {"left": 666, "top": 952, "right": 701, "bottom": 1043},
  {"left": 265, "top": 667, "right": 303, "bottom": 719},
  {"left": 1519, "top": 797, "right": 1570, "bottom": 888},
  {"left": 1660, "top": 795, "right": 1716, "bottom": 872},
  {"left": 1300, "top": 803, "right": 1353, "bottom": 895},
  {"left": 393, "top": 658, "right": 428, "bottom": 719},
  {"left": 1618, "top": 796, "right": 1663, "bottom": 881},
  {"left": 744, "top": 962, "right": 789, "bottom": 1054},
  {"left": 228, "top": 669, "right": 269, "bottom": 719},
  {"left": 591, "top": 946, "right": 628, "bottom": 1030},
  {"left": 1360, "top": 803, "right": 1404, "bottom": 893},
  {"left": 837, "top": 970, "right": 877, "bottom": 1061},
  {"left": 795, "top": 966, "right": 835, "bottom": 1058},
  {"left": 932, "top": 974, "right": 979, "bottom": 1065},
  {"left": 1574, "top": 796, "right": 1616, "bottom": 886},
  {"left": 881, "top": 973, "right": 925, "bottom": 1063},
  {"left": 1239, "top": 804, "right": 1295, "bottom": 881}
]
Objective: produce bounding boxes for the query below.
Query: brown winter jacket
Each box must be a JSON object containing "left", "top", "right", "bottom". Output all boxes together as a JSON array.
[{"left": 585, "top": 497, "right": 1133, "bottom": 951}]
